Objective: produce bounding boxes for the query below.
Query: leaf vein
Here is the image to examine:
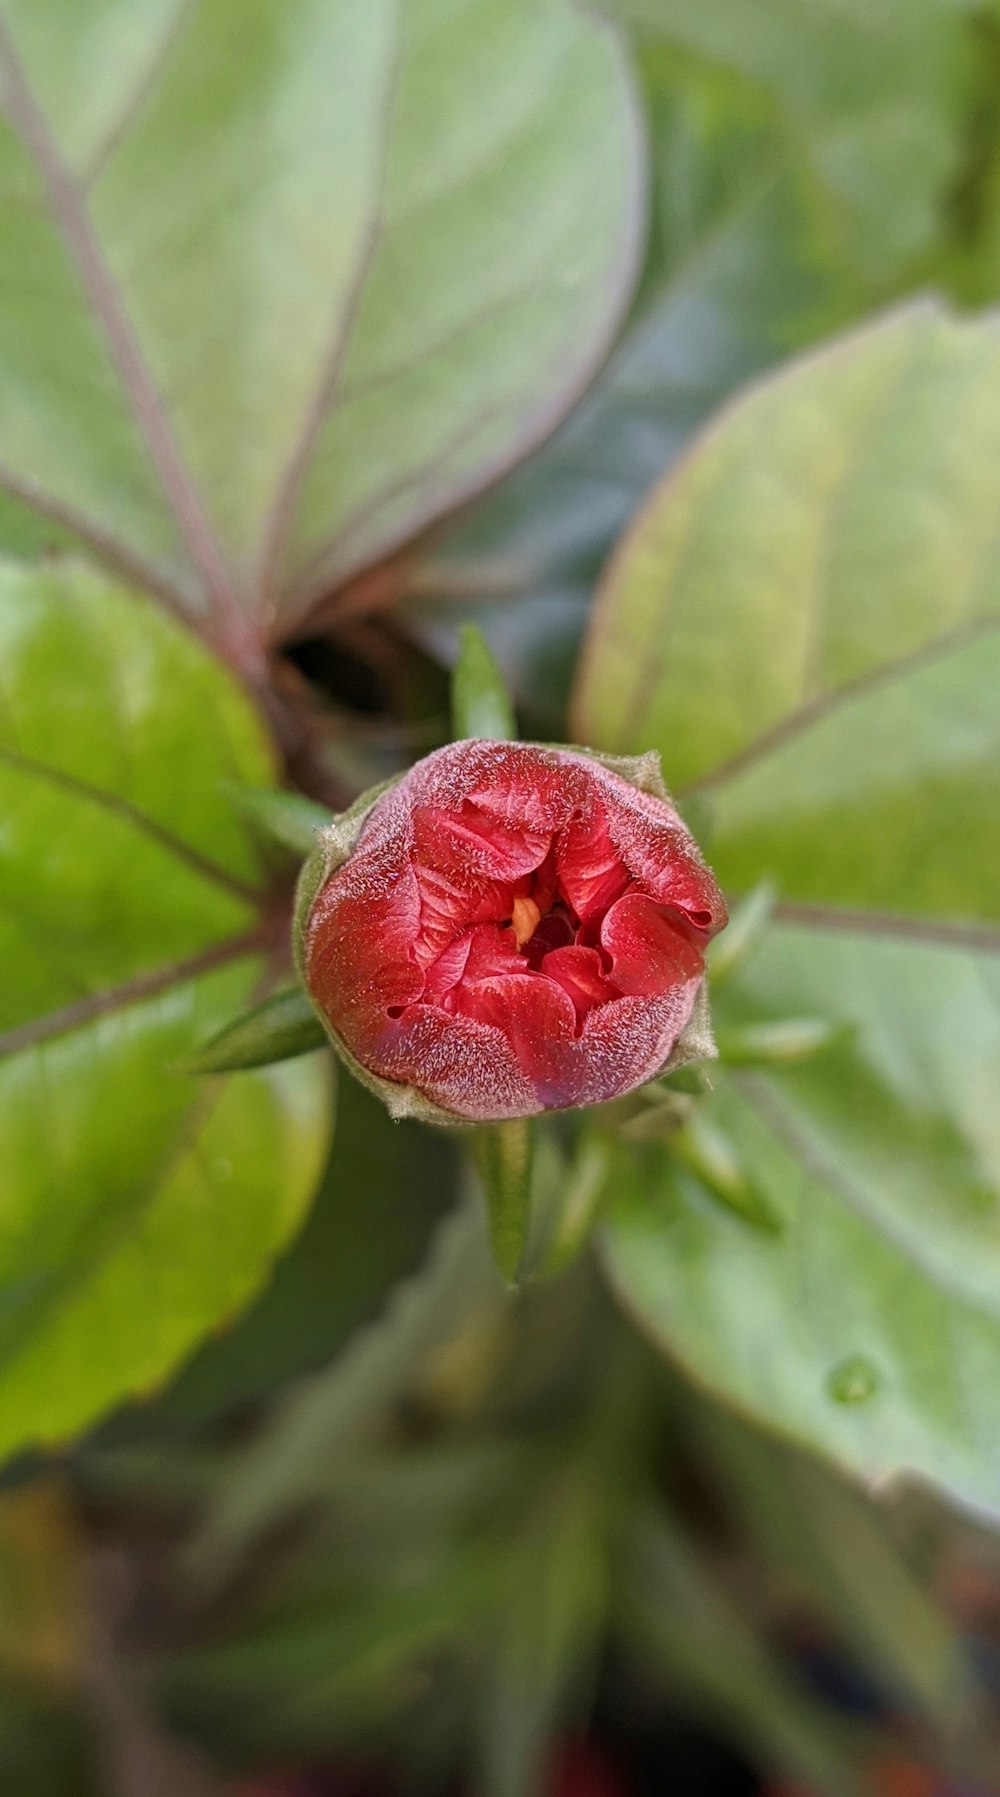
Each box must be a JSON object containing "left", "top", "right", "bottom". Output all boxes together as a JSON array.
[
  {"left": 255, "top": 0, "right": 402, "bottom": 610},
  {"left": 737, "top": 1073, "right": 1000, "bottom": 1320},
  {"left": 0, "top": 460, "right": 196, "bottom": 622},
  {"left": 770, "top": 901, "right": 1000, "bottom": 954},
  {"left": 0, "top": 742, "right": 260, "bottom": 907},
  {"left": 0, "top": 17, "right": 239, "bottom": 627},
  {"left": 682, "top": 609, "right": 1000, "bottom": 799},
  {"left": 0, "top": 928, "right": 265, "bottom": 1061}
]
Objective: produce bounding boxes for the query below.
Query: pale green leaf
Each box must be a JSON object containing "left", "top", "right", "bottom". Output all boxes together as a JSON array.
[
  {"left": 577, "top": 303, "right": 1000, "bottom": 1513},
  {"left": 158, "top": 1077, "right": 458, "bottom": 1423},
  {"left": 0, "top": 0, "right": 642, "bottom": 631}
]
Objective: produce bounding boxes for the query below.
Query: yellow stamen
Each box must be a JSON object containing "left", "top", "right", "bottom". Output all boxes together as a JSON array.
[{"left": 511, "top": 894, "right": 541, "bottom": 947}]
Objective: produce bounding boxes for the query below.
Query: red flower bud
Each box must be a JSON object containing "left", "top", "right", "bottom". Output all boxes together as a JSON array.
[{"left": 297, "top": 742, "right": 726, "bottom": 1123}]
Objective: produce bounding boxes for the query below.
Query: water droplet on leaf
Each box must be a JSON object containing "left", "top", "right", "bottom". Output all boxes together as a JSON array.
[{"left": 827, "top": 1355, "right": 878, "bottom": 1406}]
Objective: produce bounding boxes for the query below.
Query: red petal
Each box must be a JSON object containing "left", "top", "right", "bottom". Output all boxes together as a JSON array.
[
  {"left": 407, "top": 741, "right": 582, "bottom": 852},
  {"left": 577, "top": 989, "right": 700, "bottom": 1102},
  {"left": 587, "top": 764, "right": 727, "bottom": 935},
  {"left": 420, "top": 931, "right": 474, "bottom": 1003},
  {"left": 412, "top": 800, "right": 549, "bottom": 883},
  {"left": 411, "top": 860, "right": 511, "bottom": 965},
  {"left": 453, "top": 972, "right": 582, "bottom": 1105},
  {"left": 601, "top": 890, "right": 704, "bottom": 996},
  {"left": 556, "top": 796, "right": 629, "bottom": 920},
  {"left": 462, "top": 923, "right": 523, "bottom": 980},
  {"left": 306, "top": 850, "right": 423, "bottom": 1051},
  {"left": 374, "top": 1004, "right": 536, "bottom": 1120},
  {"left": 540, "top": 945, "right": 617, "bottom": 1024},
  {"left": 459, "top": 744, "right": 585, "bottom": 834}
]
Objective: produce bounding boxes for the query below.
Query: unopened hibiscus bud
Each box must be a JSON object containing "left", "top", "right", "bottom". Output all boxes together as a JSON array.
[{"left": 295, "top": 741, "right": 727, "bottom": 1124}]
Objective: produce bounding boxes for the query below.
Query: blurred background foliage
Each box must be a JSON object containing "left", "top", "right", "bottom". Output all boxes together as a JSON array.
[{"left": 2, "top": 0, "right": 1000, "bottom": 1793}]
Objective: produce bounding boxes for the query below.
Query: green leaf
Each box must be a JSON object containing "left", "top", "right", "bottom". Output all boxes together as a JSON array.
[
  {"left": 406, "top": 47, "right": 863, "bottom": 731},
  {"left": 578, "top": 302, "right": 1000, "bottom": 1512},
  {"left": 600, "top": 0, "right": 973, "bottom": 282},
  {"left": 188, "top": 1198, "right": 503, "bottom": 1584},
  {"left": 451, "top": 626, "right": 516, "bottom": 742},
  {"left": 0, "top": 0, "right": 642, "bottom": 633},
  {"left": 156, "top": 1077, "right": 458, "bottom": 1423},
  {"left": 182, "top": 986, "right": 327, "bottom": 1074},
  {"left": 575, "top": 301, "right": 1000, "bottom": 864},
  {"left": 601, "top": 1045, "right": 1000, "bottom": 1518},
  {"left": 0, "top": 558, "right": 330, "bottom": 1462},
  {"left": 626, "top": 1508, "right": 869, "bottom": 1795}
]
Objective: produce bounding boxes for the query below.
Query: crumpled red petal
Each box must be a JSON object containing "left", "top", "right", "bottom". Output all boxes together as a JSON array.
[
  {"left": 540, "top": 944, "right": 618, "bottom": 1024},
  {"left": 600, "top": 890, "right": 704, "bottom": 997},
  {"left": 305, "top": 741, "right": 726, "bottom": 1120}
]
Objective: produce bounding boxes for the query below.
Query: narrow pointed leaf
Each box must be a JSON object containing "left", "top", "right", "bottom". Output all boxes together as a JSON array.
[
  {"left": 671, "top": 1114, "right": 784, "bottom": 1235},
  {"left": 537, "top": 1135, "right": 614, "bottom": 1277},
  {"left": 451, "top": 625, "right": 517, "bottom": 741},
  {"left": 629, "top": 1509, "right": 869, "bottom": 1796},
  {"left": 714, "top": 1017, "right": 848, "bottom": 1066},
  {"left": 693, "top": 1411, "right": 974, "bottom": 1731},
  {"left": 189, "top": 1199, "right": 501, "bottom": 1584},
  {"left": 708, "top": 882, "right": 776, "bottom": 985},
  {"left": 182, "top": 987, "right": 328, "bottom": 1074}
]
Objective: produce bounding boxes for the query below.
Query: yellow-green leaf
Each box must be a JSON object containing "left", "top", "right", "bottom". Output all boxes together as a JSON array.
[{"left": 0, "top": 559, "right": 330, "bottom": 1461}]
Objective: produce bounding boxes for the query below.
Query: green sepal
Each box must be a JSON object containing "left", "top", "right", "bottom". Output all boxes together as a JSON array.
[
  {"left": 671, "top": 1111, "right": 784, "bottom": 1235},
  {"left": 180, "top": 987, "right": 327, "bottom": 1074},
  {"left": 471, "top": 1118, "right": 534, "bottom": 1283},
  {"left": 531, "top": 1133, "right": 613, "bottom": 1279},
  {"left": 225, "top": 783, "right": 334, "bottom": 860},
  {"left": 715, "top": 1017, "right": 851, "bottom": 1067},
  {"left": 451, "top": 624, "right": 517, "bottom": 741}
]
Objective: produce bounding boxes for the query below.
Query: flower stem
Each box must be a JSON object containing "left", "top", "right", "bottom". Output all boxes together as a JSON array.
[{"left": 471, "top": 1119, "right": 533, "bottom": 1282}]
